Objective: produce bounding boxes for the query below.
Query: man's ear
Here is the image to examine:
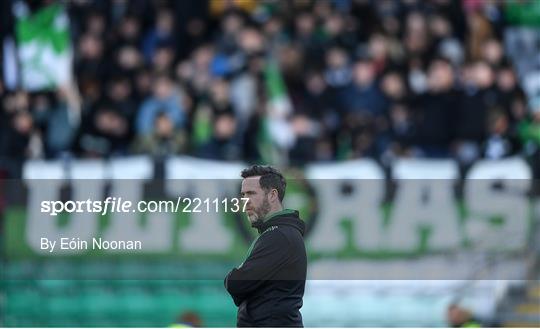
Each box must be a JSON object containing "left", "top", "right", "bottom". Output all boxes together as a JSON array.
[{"left": 270, "top": 189, "right": 279, "bottom": 202}]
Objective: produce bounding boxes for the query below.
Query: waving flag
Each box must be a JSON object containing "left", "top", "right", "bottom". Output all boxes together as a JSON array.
[
  {"left": 259, "top": 59, "right": 295, "bottom": 164},
  {"left": 15, "top": 3, "right": 72, "bottom": 90}
]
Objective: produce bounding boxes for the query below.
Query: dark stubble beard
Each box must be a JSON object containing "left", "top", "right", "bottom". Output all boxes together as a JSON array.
[{"left": 251, "top": 194, "right": 271, "bottom": 228}]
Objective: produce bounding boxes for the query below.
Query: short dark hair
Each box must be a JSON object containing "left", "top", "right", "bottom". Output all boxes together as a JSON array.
[{"left": 241, "top": 165, "right": 286, "bottom": 202}]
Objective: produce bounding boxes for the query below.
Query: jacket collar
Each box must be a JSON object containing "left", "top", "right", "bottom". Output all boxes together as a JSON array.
[
  {"left": 263, "top": 208, "right": 297, "bottom": 222},
  {"left": 253, "top": 208, "right": 304, "bottom": 235}
]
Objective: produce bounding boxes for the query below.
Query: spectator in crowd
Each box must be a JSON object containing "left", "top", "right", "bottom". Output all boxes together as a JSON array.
[
  {"left": 323, "top": 11, "right": 358, "bottom": 53},
  {"left": 290, "top": 71, "right": 338, "bottom": 163},
  {"left": 74, "top": 101, "right": 130, "bottom": 158},
  {"left": 455, "top": 61, "right": 499, "bottom": 165},
  {"left": 114, "top": 15, "right": 142, "bottom": 48},
  {"left": 294, "top": 11, "right": 325, "bottom": 68},
  {"left": 481, "top": 38, "right": 504, "bottom": 67},
  {"left": 75, "top": 33, "right": 107, "bottom": 84},
  {"left": 337, "top": 57, "right": 388, "bottom": 159},
  {"left": 197, "top": 112, "right": 241, "bottom": 161},
  {"left": 3, "top": 109, "right": 34, "bottom": 160},
  {"left": 105, "top": 76, "right": 137, "bottom": 120},
  {"left": 218, "top": 10, "right": 245, "bottom": 51},
  {"left": 33, "top": 88, "right": 80, "bottom": 158},
  {"left": 172, "top": 310, "right": 203, "bottom": 328},
  {"left": 384, "top": 102, "right": 415, "bottom": 161},
  {"left": 411, "top": 57, "right": 458, "bottom": 158},
  {"left": 142, "top": 8, "right": 176, "bottom": 64},
  {"left": 341, "top": 57, "right": 386, "bottom": 117},
  {"left": 324, "top": 47, "right": 352, "bottom": 90},
  {"left": 496, "top": 62, "right": 527, "bottom": 125},
  {"left": 136, "top": 74, "right": 186, "bottom": 136},
  {"left": 446, "top": 303, "right": 482, "bottom": 327},
  {"left": 113, "top": 44, "right": 144, "bottom": 81},
  {"left": 0, "top": 88, "right": 43, "bottom": 177},
  {"left": 177, "top": 45, "right": 214, "bottom": 99},
  {"left": 151, "top": 45, "right": 176, "bottom": 75},
  {"left": 518, "top": 106, "right": 540, "bottom": 180},
  {"left": 133, "top": 112, "right": 186, "bottom": 158},
  {"left": 84, "top": 11, "right": 107, "bottom": 38},
  {"left": 483, "top": 109, "right": 517, "bottom": 160},
  {"left": 379, "top": 69, "right": 414, "bottom": 162}
]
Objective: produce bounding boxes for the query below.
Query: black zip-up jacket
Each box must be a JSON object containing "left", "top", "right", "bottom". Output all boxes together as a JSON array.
[{"left": 224, "top": 209, "right": 307, "bottom": 327}]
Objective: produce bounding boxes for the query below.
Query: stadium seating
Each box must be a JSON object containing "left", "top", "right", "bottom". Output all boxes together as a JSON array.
[{"left": 2, "top": 261, "right": 237, "bottom": 327}]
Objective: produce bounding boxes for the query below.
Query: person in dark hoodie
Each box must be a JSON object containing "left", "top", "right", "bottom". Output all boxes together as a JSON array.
[{"left": 225, "top": 165, "right": 307, "bottom": 327}]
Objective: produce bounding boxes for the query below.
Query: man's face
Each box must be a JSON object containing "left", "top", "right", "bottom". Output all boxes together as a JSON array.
[{"left": 241, "top": 176, "right": 271, "bottom": 225}]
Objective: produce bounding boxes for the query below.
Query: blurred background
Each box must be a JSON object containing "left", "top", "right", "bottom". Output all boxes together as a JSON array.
[{"left": 0, "top": 0, "right": 539, "bottom": 327}]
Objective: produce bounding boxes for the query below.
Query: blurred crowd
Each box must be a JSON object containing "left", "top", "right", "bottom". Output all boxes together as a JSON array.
[{"left": 1, "top": 0, "right": 540, "bottom": 178}]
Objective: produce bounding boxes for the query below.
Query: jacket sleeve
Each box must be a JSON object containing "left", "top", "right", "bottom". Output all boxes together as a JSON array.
[{"left": 225, "top": 229, "right": 290, "bottom": 305}]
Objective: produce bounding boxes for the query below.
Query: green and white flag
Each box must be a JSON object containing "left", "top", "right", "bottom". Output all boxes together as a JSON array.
[
  {"left": 15, "top": 3, "right": 72, "bottom": 90},
  {"left": 259, "top": 58, "right": 295, "bottom": 165},
  {"left": 264, "top": 59, "right": 292, "bottom": 118}
]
